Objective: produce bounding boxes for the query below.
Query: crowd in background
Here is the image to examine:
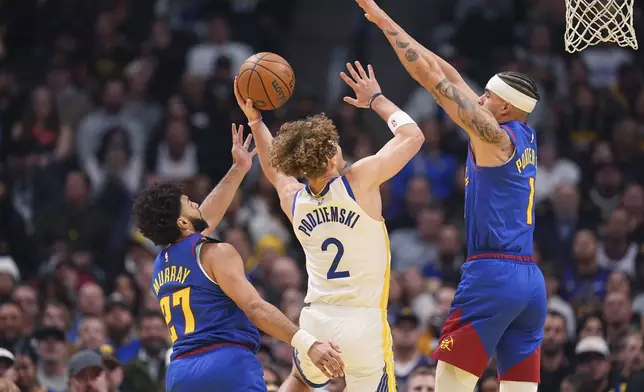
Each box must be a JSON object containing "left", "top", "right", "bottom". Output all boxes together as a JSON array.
[{"left": 1, "top": 0, "right": 644, "bottom": 391}]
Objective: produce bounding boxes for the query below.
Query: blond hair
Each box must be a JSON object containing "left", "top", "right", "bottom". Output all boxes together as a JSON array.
[{"left": 269, "top": 114, "right": 339, "bottom": 179}]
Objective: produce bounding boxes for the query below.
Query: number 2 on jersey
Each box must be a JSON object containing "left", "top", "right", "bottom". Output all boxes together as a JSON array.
[
  {"left": 322, "top": 237, "right": 350, "bottom": 279},
  {"left": 526, "top": 176, "right": 535, "bottom": 225},
  {"left": 159, "top": 287, "right": 195, "bottom": 343}
]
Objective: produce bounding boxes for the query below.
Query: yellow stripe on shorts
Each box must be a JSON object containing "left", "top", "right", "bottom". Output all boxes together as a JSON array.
[{"left": 379, "top": 222, "right": 396, "bottom": 391}]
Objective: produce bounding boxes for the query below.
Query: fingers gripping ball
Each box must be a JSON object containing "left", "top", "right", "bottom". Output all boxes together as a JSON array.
[{"left": 237, "top": 53, "right": 295, "bottom": 111}]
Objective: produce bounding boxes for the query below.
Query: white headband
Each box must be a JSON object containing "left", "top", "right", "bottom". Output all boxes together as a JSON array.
[{"left": 485, "top": 75, "right": 537, "bottom": 113}]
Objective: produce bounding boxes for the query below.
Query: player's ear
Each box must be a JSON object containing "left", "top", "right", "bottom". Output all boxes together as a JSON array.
[
  {"left": 329, "top": 155, "right": 337, "bottom": 170},
  {"left": 176, "top": 217, "right": 189, "bottom": 230},
  {"left": 502, "top": 101, "right": 512, "bottom": 116}
]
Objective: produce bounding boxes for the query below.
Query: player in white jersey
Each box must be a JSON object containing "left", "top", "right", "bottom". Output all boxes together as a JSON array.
[{"left": 234, "top": 61, "right": 424, "bottom": 392}]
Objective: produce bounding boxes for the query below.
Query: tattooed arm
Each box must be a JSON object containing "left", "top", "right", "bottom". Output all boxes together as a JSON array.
[
  {"left": 354, "top": 0, "right": 478, "bottom": 101},
  {"left": 355, "top": 1, "right": 505, "bottom": 144},
  {"left": 380, "top": 20, "right": 478, "bottom": 102}
]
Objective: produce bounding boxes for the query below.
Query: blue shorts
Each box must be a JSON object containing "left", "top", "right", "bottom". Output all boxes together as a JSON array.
[
  {"left": 432, "top": 257, "right": 547, "bottom": 382},
  {"left": 165, "top": 345, "right": 266, "bottom": 392}
]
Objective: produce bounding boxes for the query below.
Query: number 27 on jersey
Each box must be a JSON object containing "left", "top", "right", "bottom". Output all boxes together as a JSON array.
[{"left": 159, "top": 287, "right": 195, "bottom": 343}]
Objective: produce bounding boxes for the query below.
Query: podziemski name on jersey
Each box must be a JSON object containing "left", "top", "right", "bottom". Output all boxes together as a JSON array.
[{"left": 297, "top": 206, "right": 361, "bottom": 237}]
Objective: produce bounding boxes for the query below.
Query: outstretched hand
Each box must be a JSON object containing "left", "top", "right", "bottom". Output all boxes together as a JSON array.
[
  {"left": 355, "top": 0, "right": 389, "bottom": 27},
  {"left": 340, "top": 61, "right": 382, "bottom": 109},
  {"left": 231, "top": 123, "right": 257, "bottom": 172},
  {"left": 233, "top": 77, "right": 261, "bottom": 122},
  {"left": 307, "top": 341, "right": 345, "bottom": 379}
]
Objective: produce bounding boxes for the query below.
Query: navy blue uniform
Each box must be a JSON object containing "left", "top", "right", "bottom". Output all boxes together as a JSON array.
[
  {"left": 432, "top": 121, "right": 547, "bottom": 383},
  {"left": 152, "top": 233, "right": 264, "bottom": 391}
]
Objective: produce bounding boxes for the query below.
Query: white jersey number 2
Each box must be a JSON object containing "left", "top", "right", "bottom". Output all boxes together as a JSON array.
[{"left": 322, "top": 237, "right": 350, "bottom": 279}]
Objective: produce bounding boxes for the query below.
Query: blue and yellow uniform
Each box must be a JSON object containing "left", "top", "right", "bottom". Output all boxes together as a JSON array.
[
  {"left": 152, "top": 233, "right": 264, "bottom": 392},
  {"left": 432, "top": 121, "right": 547, "bottom": 383}
]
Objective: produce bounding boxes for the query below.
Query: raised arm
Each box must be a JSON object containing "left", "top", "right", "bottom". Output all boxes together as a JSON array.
[
  {"left": 355, "top": 0, "right": 478, "bottom": 102},
  {"left": 340, "top": 62, "right": 424, "bottom": 189},
  {"left": 202, "top": 242, "right": 344, "bottom": 378},
  {"left": 198, "top": 124, "right": 256, "bottom": 236},
  {"left": 232, "top": 78, "right": 304, "bottom": 220},
  {"left": 355, "top": 0, "right": 506, "bottom": 145}
]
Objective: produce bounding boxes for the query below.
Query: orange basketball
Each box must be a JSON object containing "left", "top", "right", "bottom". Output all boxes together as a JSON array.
[{"left": 237, "top": 53, "right": 295, "bottom": 111}]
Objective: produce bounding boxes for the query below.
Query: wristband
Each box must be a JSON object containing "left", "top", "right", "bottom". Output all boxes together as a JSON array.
[
  {"left": 291, "top": 329, "right": 317, "bottom": 354},
  {"left": 368, "top": 92, "right": 383, "bottom": 108},
  {"left": 248, "top": 117, "right": 263, "bottom": 127},
  {"left": 387, "top": 111, "right": 416, "bottom": 134}
]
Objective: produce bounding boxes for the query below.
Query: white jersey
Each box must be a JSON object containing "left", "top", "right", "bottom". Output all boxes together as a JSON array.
[{"left": 292, "top": 176, "right": 391, "bottom": 309}]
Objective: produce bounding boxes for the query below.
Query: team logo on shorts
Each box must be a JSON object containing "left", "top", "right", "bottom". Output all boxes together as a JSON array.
[{"left": 439, "top": 336, "right": 454, "bottom": 352}]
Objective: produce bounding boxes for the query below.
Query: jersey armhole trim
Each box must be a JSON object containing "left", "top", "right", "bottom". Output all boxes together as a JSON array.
[
  {"left": 341, "top": 175, "right": 356, "bottom": 201},
  {"left": 291, "top": 189, "right": 301, "bottom": 216},
  {"left": 195, "top": 241, "right": 219, "bottom": 286},
  {"left": 501, "top": 124, "right": 517, "bottom": 143}
]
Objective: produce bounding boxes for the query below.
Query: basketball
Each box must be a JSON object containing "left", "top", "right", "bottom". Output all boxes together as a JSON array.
[{"left": 237, "top": 53, "right": 295, "bottom": 111}]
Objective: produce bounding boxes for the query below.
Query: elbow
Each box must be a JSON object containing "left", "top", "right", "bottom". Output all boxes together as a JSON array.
[
  {"left": 412, "top": 127, "right": 425, "bottom": 148},
  {"left": 413, "top": 132, "right": 425, "bottom": 153}
]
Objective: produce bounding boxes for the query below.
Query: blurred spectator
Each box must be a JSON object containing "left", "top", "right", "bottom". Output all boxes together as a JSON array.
[
  {"left": 0, "top": 301, "right": 30, "bottom": 354},
  {"left": 104, "top": 295, "right": 140, "bottom": 363},
  {"left": 11, "top": 284, "right": 39, "bottom": 336},
  {"left": 14, "top": 353, "right": 50, "bottom": 392},
  {"left": 121, "top": 312, "right": 167, "bottom": 391},
  {"left": 597, "top": 207, "right": 639, "bottom": 276},
  {"left": 560, "top": 230, "right": 610, "bottom": 316},
  {"left": 67, "top": 350, "right": 108, "bottom": 392},
  {"left": 540, "top": 311, "right": 573, "bottom": 391},
  {"left": 34, "top": 326, "right": 69, "bottom": 392},
  {"left": 391, "top": 309, "right": 433, "bottom": 387},
  {"left": 185, "top": 17, "right": 252, "bottom": 80},
  {"left": 11, "top": 87, "right": 73, "bottom": 164},
  {"left": 580, "top": 44, "right": 634, "bottom": 88},
  {"left": 535, "top": 143, "right": 581, "bottom": 204},
  {"left": 391, "top": 119, "right": 458, "bottom": 202},
  {"left": 405, "top": 366, "right": 435, "bottom": 392},
  {"left": 0, "top": 347, "right": 15, "bottom": 379},
  {"left": 574, "top": 336, "right": 613, "bottom": 392},
  {"left": 76, "top": 79, "right": 146, "bottom": 169},
  {"left": 0, "top": 256, "right": 19, "bottom": 302},
  {"left": 390, "top": 207, "right": 442, "bottom": 272}
]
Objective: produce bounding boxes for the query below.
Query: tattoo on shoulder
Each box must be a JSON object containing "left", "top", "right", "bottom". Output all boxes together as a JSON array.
[
  {"left": 386, "top": 29, "right": 399, "bottom": 36},
  {"left": 405, "top": 48, "right": 419, "bottom": 62},
  {"left": 433, "top": 78, "right": 503, "bottom": 144},
  {"left": 396, "top": 40, "right": 410, "bottom": 48}
]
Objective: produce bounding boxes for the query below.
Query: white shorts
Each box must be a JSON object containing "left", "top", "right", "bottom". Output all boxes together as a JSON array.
[{"left": 293, "top": 303, "right": 396, "bottom": 392}]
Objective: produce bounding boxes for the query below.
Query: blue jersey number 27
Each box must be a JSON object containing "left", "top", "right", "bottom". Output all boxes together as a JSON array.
[{"left": 322, "top": 237, "right": 350, "bottom": 279}]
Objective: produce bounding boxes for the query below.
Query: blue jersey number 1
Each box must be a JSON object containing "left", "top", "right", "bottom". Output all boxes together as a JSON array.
[{"left": 322, "top": 237, "right": 350, "bottom": 279}]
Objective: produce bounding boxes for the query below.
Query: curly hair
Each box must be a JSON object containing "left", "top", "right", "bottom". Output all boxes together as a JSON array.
[
  {"left": 133, "top": 182, "right": 183, "bottom": 245},
  {"left": 268, "top": 114, "right": 339, "bottom": 179}
]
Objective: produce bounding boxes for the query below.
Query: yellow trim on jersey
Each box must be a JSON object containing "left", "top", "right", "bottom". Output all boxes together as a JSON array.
[{"left": 379, "top": 222, "right": 396, "bottom": 391}]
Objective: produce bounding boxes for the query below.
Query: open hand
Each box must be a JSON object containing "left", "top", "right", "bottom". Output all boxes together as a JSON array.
[
  {"left": 233, "top": 77, "right": 261, "bottom": 122},
  {"left": 340, "top": 61, "right": 382, "bottom": 109},
  {"left": 307, "top": 341, "right": 345, "bottom": 379},
  {"left": 355, "top": 0, "right": 389, "bottom": 27},
  {"left": 231, "top": 123, "right": 257, "bottom": 172}
]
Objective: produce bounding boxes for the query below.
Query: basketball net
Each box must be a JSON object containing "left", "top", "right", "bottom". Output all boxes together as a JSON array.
[{"left": 564, "top": 0, "right": 638, "bottom": 53}]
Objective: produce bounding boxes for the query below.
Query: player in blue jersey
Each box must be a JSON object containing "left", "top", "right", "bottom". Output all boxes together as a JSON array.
[
  {"left": 355, "top": 1, "right": 547, "bottom": 392},
  {"left": 133, "top": 125, "right": 344, "bottom": 392}
]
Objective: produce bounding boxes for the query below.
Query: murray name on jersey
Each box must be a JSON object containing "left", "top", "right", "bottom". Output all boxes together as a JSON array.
[
  {"left": 152, "top": 264, "right": 192, "bottom": 295},
  {"left": 297, "top": 205, "right": 361, "bottom": 237}
]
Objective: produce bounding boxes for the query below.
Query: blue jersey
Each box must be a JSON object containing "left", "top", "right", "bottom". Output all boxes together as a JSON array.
[
  {"left": 152, "top": 233, "right": 260, "bottom": 360},
  {"left": 464, "top": 121, "right": 537, "bottom": 259}
]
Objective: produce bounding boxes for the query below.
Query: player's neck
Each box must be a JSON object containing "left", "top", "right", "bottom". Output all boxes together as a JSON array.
[{"left": 308, "top": 172, "right": 339, "bottom": 195}]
